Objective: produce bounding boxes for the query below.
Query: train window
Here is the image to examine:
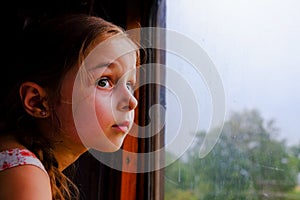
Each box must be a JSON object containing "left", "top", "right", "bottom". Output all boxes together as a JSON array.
[
  {"left": 164, "top": 0, "right": 300, "bottom": 199},
  {"left": 10, "top": 0, "right": 300, "bottom": 199}
]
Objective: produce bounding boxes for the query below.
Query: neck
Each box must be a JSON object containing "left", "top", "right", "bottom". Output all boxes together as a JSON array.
[
  {"left": 39, "top": 119, "right": 88, "bottom": 171},
  {"left": 53, "top": 140, "right": 87, "bottom": 171}
]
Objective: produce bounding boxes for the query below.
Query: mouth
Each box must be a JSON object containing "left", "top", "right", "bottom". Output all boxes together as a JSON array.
[{"left": 112, "top": 121, "right": 130, "bottom": 133}]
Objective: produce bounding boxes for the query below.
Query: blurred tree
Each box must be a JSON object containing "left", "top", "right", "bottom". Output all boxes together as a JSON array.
[{"left": 165, "top": 109, "right": 299, "bottom": 200}]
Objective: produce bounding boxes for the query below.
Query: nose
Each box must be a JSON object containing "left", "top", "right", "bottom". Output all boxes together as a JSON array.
[{"left": 117, "top": 85, "right": 138, "bottom": 111}]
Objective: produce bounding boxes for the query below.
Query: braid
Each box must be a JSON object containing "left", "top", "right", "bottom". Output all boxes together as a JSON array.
[{"left": 16, "top": 115, "right": 79, "bottom": 200}]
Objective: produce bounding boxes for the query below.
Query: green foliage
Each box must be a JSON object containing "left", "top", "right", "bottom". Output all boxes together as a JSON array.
[
  {"left": 164, "top": 188, "right": 198, "bottom": 200},
  {"left": 165, "top": 109, "right": 300, "bottom": 200}
]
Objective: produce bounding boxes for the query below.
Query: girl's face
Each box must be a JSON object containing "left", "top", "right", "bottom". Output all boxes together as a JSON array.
[{"left": 56, "top": 35, "right": 138, "bottom": 152}]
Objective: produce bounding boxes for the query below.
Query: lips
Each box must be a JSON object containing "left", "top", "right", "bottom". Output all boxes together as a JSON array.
[{"left": 112, "top": 121, "right": 130, "bottom": 133}]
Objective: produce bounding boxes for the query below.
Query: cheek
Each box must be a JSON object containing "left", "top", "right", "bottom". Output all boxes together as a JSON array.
[
  {"left": 72, "top": 95, "right": 111, "bottom": 149},
  {"left": 129, "top": 110, "right": 135, "bottom": 124},
  {"left": 94, "top": 95, "right": 113, "bottom": 127}
]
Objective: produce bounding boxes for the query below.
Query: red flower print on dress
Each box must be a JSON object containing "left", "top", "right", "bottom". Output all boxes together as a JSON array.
[
  {"left": 0, "top": 148, "right": 47, "bottom": 174},
  {"left": 20, "top": 150, "right": 35, "bottom": 157},
  {"left": 2, "top": 161, "right": 11, "bottom": 170}
]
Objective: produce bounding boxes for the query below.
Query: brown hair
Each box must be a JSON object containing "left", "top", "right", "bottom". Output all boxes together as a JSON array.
[{"left": 0, "top": 14, "right": 130, "bottom": 199}]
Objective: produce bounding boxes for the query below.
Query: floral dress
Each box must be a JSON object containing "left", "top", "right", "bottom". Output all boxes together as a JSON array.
[{"left": 0, "top": 148, "right": 46, "bottom": 173}]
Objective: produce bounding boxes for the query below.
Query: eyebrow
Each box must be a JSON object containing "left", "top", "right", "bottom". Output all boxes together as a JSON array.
[{"left": 89, "top": 62, "right": 112, "bottom": 71}]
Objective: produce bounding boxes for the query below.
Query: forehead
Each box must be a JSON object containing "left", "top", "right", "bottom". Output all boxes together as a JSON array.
[{"left": 83, "top": 34, "right": 138, "bottom": 70}]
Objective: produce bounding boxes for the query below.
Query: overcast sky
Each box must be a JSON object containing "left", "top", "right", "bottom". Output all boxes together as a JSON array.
[{"left": 165, "top": 0, "right": 300, "bottom": 146}]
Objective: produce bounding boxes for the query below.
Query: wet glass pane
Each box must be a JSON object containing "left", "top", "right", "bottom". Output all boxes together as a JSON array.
[{"left": 164, "top": 0, "right": 300, "bottom": 199}]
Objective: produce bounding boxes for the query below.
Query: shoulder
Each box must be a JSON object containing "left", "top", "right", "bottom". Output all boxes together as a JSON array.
[
  {"left": 0, "top": 164, "right": 52, "bottom": 200},
  {"left": 0, "top": 135, "right": 46, "bottom": 173},
  {"left": 0, "top": 148, "right": 47, "bottom": 172},
  {"left": 0, "top": 136, "right": 51, "bottom": 199}
]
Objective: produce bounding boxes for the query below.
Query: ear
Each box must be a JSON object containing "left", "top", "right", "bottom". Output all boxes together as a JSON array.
[{"left": 19, "top": 82, "right": 50, "bottom": 118}]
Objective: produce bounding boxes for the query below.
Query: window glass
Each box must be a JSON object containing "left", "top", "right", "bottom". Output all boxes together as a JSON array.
[{"left": 165, "top": 0, "right": 300, "bottom": 199}]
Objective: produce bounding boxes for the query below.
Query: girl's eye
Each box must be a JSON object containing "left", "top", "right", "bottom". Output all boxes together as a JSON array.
[
  {"left": 97, "top": 78, "right": 112, "bottom": 88},
  {"left": 126, "top": 82, "right": 135, "bottom": 94}
]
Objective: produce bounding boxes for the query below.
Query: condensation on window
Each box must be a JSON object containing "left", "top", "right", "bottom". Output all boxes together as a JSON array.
[{"left": 164, "top": 0, "right": 300, "bottom": 199}]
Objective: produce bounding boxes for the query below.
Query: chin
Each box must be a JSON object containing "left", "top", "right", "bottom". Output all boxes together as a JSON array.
[
  {"left": 105, "top": 146, "right": 122, "bottom": 152},
  {"left": 109, "top": 141, "right": 125, "bottom": 152}
]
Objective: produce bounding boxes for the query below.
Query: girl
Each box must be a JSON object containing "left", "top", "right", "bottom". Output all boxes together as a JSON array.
[{"left": 0, "top": 14, "right": 139, "bottom": 199}]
